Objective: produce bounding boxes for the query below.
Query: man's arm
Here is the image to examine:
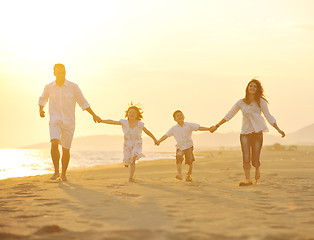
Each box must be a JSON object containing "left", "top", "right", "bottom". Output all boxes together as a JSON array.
[
  {"left": 39, "top": 105, "right": 45, "bottom": 118},
  {"left": 38, "top": 85, "right": 49, "bottom": 118},
  {"left": 85, "top": 107, "right": 101, "bottom": 123}
]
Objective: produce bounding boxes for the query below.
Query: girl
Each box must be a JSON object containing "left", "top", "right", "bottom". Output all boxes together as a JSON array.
[
  {"left": 210, "top": 79, "right": 285, "bottom": 185},
  {"left": 100, "top": 104, "right": 157, "bottom": 182}
]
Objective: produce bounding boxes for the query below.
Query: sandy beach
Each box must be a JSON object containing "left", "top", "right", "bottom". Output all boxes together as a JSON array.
[{"left": 1, "top": 147, "right": 314, "bottom": 240}]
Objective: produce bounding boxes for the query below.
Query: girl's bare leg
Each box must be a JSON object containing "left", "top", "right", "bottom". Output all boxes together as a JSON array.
[{"left": 129, "top": 157, "right": 136, "bottom": 182}]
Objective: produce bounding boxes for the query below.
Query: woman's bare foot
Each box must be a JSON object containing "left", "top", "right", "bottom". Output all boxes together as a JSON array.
[
  {"left": 61, "top": 174, "right": 67, "bottom": 181},
  {"left": 50, "top": 173, "right": 60, "bottom": 180}
]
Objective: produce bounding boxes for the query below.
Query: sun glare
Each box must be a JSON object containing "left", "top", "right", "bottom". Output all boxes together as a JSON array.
[{"left": 0, "top": 149, "right": 51, "bottom": 179}]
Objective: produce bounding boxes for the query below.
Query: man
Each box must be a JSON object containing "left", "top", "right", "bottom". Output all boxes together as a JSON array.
[{"left": 38, "top": 63, "right": 101, "bottom": 181}]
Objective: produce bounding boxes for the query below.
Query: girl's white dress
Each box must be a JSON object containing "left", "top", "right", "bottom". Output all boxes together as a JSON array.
[{"left": 119, "top": 119, "right": 145, "bottom": 165}]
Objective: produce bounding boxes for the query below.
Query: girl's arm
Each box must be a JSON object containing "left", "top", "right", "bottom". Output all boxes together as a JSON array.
[
  {"left": 100, "top": 119, "right": 122, "bottom": 125},
  {"left": 143, "top": 127, "right": 158, "bottom": 144}
]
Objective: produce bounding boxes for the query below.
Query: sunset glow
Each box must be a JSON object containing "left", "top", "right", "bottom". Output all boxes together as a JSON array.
[{"left": 0, "top": 0, "right": 313, "bottom": 148}]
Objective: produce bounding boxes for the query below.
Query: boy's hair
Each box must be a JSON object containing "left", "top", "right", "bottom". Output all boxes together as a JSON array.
[
  {"left": 173, "top": 110, "right": 183, "bottom": 119},
  {"left": 125, "top": 103, "right": 143, "bottom": 120}
]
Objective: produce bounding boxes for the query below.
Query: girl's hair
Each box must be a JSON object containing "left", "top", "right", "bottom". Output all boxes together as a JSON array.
[
  {"left": 125, "top": 103, "right": 143, "bottom": 120},
  {"left": 243, "top": 79, "right": 268, "bottom": 107}
]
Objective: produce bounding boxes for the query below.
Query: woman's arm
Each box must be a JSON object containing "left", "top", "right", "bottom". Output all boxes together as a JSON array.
[
  {"left": 143, "top": 127, "right": 158, "bottom": 144},
  {"left": 260, "top": 100, "right": 285, "bottom": 137},
  {"left": 100, "top": 119, "right": 121, "bottom": 125},
  {"left": 210, "top": 118, "right": 227, "bottom": 132},
  {"left": 272, "top": 123, "right": 285, "bottom": 137},
  {"left": 211, "top": 100, "right": 241, "bottom": 133}
]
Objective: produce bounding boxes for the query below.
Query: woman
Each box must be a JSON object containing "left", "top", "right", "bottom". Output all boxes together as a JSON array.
[{"left": 210, "top": 79, "right": 285, "bottom": 184}]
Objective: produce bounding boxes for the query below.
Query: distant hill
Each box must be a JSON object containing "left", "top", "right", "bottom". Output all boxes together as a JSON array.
[{"left": 23, "top": 124, "right": 314, "bottom": 151}]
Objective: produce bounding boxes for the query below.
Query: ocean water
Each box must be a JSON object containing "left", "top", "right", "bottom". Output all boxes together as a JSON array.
[{"left": 0, "top": 149, "right": 174, "bottom": 180}]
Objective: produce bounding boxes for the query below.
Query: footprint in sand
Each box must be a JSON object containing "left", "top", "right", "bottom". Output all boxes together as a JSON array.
[
  {"left": 107, "top": 184, "right": 127, "bottom": 189},
  {"left": 0, "top": 207, "right": 22, "bottom": 213},
  {"left": 114, "top": 191, "right": 141, "bottom": 198},
  {"left": 15, "top": 214, "right": 42, "bottom": 219}
]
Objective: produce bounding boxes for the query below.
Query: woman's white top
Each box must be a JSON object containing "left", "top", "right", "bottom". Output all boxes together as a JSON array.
[{"left": 223, "top": 98, "right": 276, "bottom": 134}]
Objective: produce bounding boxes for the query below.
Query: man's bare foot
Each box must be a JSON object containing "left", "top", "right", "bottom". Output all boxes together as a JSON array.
[
  {"left": 61, "top": 174, "right": 67, "bottom": 181},
  {"left": 255, "top": 168, "right": 260, "bottom": 180},
  {"left": 239, "top": 179, "right": 253, "bottom": 186},
  {"left": 176, "top": 175, "right": 183, "bottom": 180},
  {"left": 129, "top": 178, "right": 135, "bottom": 182},
  {"left": 50, "top": 173, "right": 60, "bottom": 180}
]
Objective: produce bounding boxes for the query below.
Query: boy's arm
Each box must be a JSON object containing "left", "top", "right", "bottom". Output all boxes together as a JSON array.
[
  {"left": 156, "top": 135, "right": 168, "bottom": 146},
  {"left": 198, "top": 126, "right": 211, "bottom": 131},
  {"left": 143, "top": 127, "right": 158, "bottom": 144},
  {"left": 100, "top": 119, "right": 122, "bottom": 125}
]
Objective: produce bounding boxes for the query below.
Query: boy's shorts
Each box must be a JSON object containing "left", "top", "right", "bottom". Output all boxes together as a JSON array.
[
  {"left": 49, "top": 121, "right": 75, "bottom": 149},
  {"left": 176, "top": 146, "right": 195, "bottom": 165}
]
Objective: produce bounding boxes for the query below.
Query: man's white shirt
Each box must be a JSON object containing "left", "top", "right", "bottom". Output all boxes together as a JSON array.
[{"left": 38, "top": 80, "right": 90, "bottom": 128}]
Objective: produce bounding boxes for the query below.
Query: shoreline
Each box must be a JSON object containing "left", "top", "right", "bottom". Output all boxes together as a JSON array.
[{"left": 1, "top": 150, "right": 314, "bottom": 239}]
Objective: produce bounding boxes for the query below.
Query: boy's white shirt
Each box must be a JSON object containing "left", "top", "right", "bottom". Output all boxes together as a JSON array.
[{"left": 165, "top": 122, "right": 200, "bottom": 150}]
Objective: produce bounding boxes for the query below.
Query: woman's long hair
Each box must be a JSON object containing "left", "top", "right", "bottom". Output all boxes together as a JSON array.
[{"left": 243, "top": 79, "right": 268, "bottom": 107}]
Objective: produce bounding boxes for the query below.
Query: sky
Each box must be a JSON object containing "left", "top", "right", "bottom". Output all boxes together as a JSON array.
[{"left": 0, "top": 0, "right": 313, "bottom": 148}]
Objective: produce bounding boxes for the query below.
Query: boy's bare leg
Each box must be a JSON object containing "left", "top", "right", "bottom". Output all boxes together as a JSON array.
[
  {"left": 176, "top": 163, "right": 182, "bottom": 179},
  {"left": 185, "top": 164, "right": 193, "bottom": 181},
  {"left": 61, "top": 147, "right": 70, "bottom": 181},
  {"left": 50, "top": 140, "right": 60, "bottom": 180},
  {"left": 187, "top": 164, "right": 193, "bottom": 176}
]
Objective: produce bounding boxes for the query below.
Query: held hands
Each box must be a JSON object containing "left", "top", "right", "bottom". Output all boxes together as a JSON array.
[
  {"left": 92, "top": 115, "right": 102, "bottom": 123},
  {"left": 209, "top": 125, "right": 218, "bottom": 133}
]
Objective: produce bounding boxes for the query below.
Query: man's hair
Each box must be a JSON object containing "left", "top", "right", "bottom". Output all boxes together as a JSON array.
[
  {"left": 173, "top": 110, "right": 183, "bottom": 119},
  {"left": 54, "top": 63, "right": 65, "bottom": 71}
]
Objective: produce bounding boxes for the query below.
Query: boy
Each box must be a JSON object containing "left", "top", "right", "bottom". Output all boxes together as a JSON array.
[{"left": 156, "top": 110, "right": 212, "bottom": 181}]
